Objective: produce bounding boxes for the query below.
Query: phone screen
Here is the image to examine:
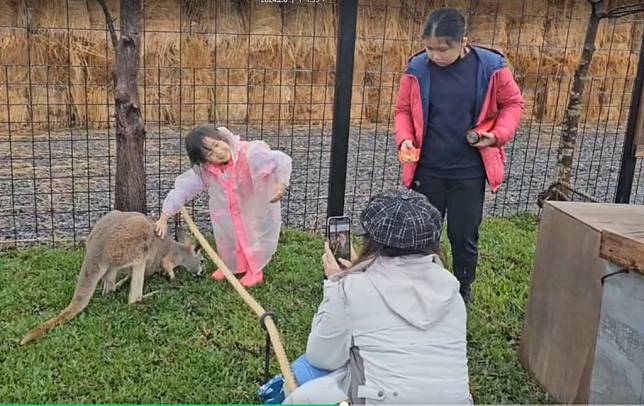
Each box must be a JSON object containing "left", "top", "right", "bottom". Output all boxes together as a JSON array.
[{"left": 327, "top": 216, "right": 351, "bottom": 263}]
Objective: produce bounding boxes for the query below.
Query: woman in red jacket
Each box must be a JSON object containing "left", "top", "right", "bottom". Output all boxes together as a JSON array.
[{"left": 395, "top": 8, "right": 524, "bottom": 303}]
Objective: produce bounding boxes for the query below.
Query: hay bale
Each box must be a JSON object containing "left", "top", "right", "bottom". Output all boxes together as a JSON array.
[
  {"left": 73, "top": 83, "right": 111, "bottom": 129},
  {"left": 468, "top": 14, "right": 508, "bottom": 51},
  {"left": 0, "top": 0, "right": 17, "bottom": 27},
  {"left": 176, "top": 65, "right": 213, "bottom": 125},
  {"left": 28, "top": 66, "right": 69, "bottom": 128},
  {"left": 212, "top": 82, "right": 247, "bottom": 123},
  {"left": 0, "top": 65, "right": 29, "bottom": 128},
  {"left": 284, "top": 1, "right": 336, "bottom": 76},
  {"left": 363, "top": 77, "right": 399, "bottom": 125},
  {"left": 0, "top": 29, "right": 28, "bottom": 66},
  {"left": 355, "top": 2, "right": 411, "bottom": 73},
  {"left": 140, "top": 75, "right": 175, "bottom": 125},
  {"left": 0, "top": 0, "right": 641, "bottom": 128},
  {"left": 143, "top": 0, "right": 180, "bottom": 66}
]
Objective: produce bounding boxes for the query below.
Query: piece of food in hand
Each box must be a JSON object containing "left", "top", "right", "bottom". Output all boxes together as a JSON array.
[{"left": 399, "top": 146, "right": 420, "bottom": 163}]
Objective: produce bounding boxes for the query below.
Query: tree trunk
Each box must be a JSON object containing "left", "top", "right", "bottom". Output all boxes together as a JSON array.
[
  {"left": 554, "top": 0, "right": 604, "bottom": 198},
  {"left": 113, "top": 0, "right": 146, "bottom": 213}
]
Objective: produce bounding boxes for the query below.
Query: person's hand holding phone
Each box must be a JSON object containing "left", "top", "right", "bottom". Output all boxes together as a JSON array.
[
  {"left": 327, "top": 216, "right": 351, "bottom": 259},
  {"left": 322, "top": 242, "right": 352, "bottom": 278}
]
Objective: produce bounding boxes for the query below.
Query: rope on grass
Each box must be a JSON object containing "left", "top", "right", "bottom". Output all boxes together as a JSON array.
[{"left": 180, "top": 207, "right": 298, "bottom": 393}]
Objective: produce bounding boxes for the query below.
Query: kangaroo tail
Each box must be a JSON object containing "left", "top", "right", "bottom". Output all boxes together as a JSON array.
[{"left": 20, "top": 261, "right": 104, "bottom": 346}]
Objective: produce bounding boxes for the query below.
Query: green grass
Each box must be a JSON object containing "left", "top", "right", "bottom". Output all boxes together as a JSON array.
[{"left": 0, "top": 215, "right": 550, "bottom": 404}]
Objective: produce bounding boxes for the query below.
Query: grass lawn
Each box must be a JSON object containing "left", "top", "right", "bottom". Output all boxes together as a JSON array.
[{"left": 0, "top": 214, "right": 551, "bottom": 404}]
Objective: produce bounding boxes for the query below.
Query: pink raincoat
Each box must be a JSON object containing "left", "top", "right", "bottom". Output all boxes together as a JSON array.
[{"left": 162, "top": 127, "right": 293, "bottom": 277}]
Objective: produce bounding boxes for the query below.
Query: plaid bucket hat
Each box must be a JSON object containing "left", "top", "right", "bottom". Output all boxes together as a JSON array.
[{"left": 359, "top": 188, "right": 442, "bottom": 250}]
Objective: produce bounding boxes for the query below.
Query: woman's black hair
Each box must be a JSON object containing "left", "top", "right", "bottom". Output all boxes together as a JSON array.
[
  {"left": 422, "top": 8, "right": 467, "bottom": 45},
  {"left": 353, "top": 234, "right": 443, "bottom": 268},
  {"left": 185, "top": 124, "right": 227, "bottom": 166}
]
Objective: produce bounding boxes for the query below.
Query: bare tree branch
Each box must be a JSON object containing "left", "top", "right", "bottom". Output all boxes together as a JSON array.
[
  {"left": 601, "top": 2, "right": 644, "bottom": 19},
  {"left": 96, "top": 0, "right": 118, "bottom": 50},
  {"left": 606, "top": 9, "right": 644, "bottom": 19}
]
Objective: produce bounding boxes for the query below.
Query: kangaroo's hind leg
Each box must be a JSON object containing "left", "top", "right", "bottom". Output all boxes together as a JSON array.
[
  {"left": 102, "top": 268, "right": 117, "bottom": 295},
  {"left": 128, "top": 261, "right": 146, "bottom": 304},
  {"left": 103, "top": 269, "right": 131, "bottom": 294}
]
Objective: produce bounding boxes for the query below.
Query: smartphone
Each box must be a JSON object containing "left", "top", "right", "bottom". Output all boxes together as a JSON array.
[{"left": 327, "top": 216, "right": 352, "bottom": 263}]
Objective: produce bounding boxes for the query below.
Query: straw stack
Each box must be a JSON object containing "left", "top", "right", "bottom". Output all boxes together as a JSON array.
[{"left": 0, "top": 0, "right": 641, "bottom": 132}]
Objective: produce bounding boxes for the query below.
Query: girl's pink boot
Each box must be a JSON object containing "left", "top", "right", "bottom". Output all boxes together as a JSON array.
[
  {"left": 211, "top": 269, "right": 245, "bottom": 281},
  {"left": 240, "top": 272, "right": 264, "bottom": 288}
]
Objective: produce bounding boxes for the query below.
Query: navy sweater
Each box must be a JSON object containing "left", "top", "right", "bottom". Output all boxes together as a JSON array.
[{"left": 417, "top": 51, "right": 485, "bottom": 179}]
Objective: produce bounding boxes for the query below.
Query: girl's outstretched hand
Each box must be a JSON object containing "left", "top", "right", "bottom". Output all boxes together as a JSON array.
[
  {"left": 270, "top": 182, "right": 288, "bottom": 203},
  {"left": 155, "top": 214, "right": 169, "bottom": 239}
]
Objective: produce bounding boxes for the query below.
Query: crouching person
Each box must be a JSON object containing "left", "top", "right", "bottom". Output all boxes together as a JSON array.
[{"left": 284, "top": 188, "right": 472, "bottom": 404}]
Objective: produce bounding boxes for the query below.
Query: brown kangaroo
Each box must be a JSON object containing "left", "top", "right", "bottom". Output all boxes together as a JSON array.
[{"left": 20, "top": 210, "right": 203, "bottom": 346}]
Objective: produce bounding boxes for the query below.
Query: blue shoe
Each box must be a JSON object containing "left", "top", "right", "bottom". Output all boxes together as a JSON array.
[
  {"left": 258, "top": 374, "right": 285, "bottom": 404},
  {"left": 258, "top": 355, "right": 333, "bottom": 404}
]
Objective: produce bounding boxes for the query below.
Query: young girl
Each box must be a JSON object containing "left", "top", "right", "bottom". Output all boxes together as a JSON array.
[
  {"left": 395, "top": 8, "right": 524, "bottom": 302},
  {"left": 155, "top": 124, "right": 292, "bottom": 288}
]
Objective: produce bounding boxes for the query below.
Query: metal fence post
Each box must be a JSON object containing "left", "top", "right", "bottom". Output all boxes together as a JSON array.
[
  {"left": 615, "top": 29, "right": 644, "bottom": 203},
  {"left": 327, "top": 0, "right": 358, "bottom": 218}
]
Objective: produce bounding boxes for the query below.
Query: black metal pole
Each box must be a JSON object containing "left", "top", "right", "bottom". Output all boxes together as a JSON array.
[
  {"left": 327, "top": 0, "right": 358, "bottom": 218},
  {"left": 615, "top": 29, "right": 644, "bottom": 203}
]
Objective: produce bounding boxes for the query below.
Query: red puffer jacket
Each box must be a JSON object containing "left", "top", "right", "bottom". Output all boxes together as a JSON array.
[{"left": 394, "top": 46, "right": 524, "bottom": 191}]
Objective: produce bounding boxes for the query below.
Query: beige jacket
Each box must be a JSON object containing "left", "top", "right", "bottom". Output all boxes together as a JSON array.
[{"left": 286, "top": 254, "right": 471, "bottom": 404}]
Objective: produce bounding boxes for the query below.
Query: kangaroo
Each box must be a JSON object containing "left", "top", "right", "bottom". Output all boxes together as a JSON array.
[{"left": 20, "top": 210, "right": 204, "bottom": 346}]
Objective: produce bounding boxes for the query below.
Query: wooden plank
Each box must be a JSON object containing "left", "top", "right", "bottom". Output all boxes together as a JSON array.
[
  {"left": 521, "top": 203, "right": 608, "bottom": 403},
  {"left": 600, "top": 229, "right": 644, "bottom": 274},
  {"left": 546, "top": 201, "right": 644, "bottom": 233},
  {"left": 635, "top": 73, "right": 644, "bottom": 157}
]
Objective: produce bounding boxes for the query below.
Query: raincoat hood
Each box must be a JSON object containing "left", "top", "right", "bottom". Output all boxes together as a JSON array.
[{"left": 351, "top": 254, "right": 461, "bottom": 330}]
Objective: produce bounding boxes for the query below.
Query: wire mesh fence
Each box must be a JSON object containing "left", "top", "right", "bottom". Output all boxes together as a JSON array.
[
  {"left": 343, "top": 0, "right": 644, "bottom": 221},
  {"left": 1, "top": 0, "right": 643, "bottom": 248}
]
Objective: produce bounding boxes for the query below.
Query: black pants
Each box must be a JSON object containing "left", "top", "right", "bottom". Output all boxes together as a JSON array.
[{"left": 412, "top": 174, "right": 485, "bottom": 292}]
